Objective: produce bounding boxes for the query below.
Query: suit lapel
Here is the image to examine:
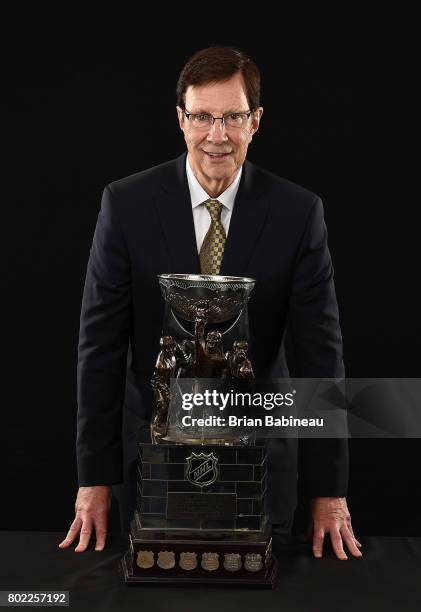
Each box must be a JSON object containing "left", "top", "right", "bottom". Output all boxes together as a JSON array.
[
  {"left": 154, "top": 153, "right": 201, "bottom": 274},
  {"left": 220, "top": 159, "right": 269, "bottom": 277}
]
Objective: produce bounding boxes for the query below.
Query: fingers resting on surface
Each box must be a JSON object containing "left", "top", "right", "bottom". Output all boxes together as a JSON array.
[
  {"left": 311, "top": 497, "right": 363, "bottom": 560},
  {"left": 58, "top": 485, "right": 111, "bottom": 552}
]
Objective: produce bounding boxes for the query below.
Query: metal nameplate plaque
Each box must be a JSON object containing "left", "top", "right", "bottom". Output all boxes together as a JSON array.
[{"left": 167, "top": 492, "right": 236, "bottom": 519}]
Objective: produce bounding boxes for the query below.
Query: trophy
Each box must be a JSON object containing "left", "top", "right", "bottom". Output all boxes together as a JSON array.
[{"left": 120, "top": 274, "right": 278, "bottom": 587}]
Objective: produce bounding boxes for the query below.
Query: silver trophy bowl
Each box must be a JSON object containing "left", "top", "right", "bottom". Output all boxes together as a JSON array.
[{"left": 158, "top": 274, "right": 256, "bottom": 324}]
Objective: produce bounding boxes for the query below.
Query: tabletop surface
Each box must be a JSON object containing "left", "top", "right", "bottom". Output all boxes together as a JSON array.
[{"left": 0, "top": 532, "right": 420, "bottom": 612}]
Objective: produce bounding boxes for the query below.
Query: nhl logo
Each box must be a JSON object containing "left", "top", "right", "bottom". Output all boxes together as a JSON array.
[{"left": 185, "top": 452, "right": 218, "bottom": 488}]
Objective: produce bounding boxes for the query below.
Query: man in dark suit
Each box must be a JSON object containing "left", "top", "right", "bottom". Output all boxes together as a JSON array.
[{"left": 59, "top": 46, "right": 362, "bottom": 560}]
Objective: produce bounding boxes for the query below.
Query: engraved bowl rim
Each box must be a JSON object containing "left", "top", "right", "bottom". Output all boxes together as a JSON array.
[{"left": 158, "top": 273, "right": 256, "bottom": 284}]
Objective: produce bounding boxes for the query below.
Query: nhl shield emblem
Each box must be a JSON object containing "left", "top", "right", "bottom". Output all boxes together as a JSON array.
[{"left": 185, "top": 452, "right": 218, "bottom": 488}]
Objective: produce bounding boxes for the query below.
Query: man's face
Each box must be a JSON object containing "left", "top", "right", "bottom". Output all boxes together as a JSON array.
[{"left": 177, "top": 72, "right": 263, "bottom": 193}]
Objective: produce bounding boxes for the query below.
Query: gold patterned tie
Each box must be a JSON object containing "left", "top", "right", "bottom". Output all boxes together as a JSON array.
[{"left": 199, "top": 199, "right": 226, "bottom": 275}]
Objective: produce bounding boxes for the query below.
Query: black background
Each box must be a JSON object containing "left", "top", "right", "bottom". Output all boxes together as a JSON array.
[{"left": 2, "top": 7, "right": 419, "bottom": 535}]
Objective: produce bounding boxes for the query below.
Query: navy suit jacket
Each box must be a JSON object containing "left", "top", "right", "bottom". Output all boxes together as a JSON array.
[{"left": 76, "top": 152, "right": 348, "bottom": 522}]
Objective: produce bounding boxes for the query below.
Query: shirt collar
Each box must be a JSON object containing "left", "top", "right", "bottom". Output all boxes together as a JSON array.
[{"left": 186, "top": 154, "right": 242, "bottom": 211}]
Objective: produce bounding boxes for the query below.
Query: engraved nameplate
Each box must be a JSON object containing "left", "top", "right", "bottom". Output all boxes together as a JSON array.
[{"left": 167, "top": 492, "right": 236, "bottom": 519}]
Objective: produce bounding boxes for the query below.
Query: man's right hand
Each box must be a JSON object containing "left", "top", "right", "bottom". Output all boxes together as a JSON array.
[{"left": 58, "top": 485, "right": 112, "bottom": 552}]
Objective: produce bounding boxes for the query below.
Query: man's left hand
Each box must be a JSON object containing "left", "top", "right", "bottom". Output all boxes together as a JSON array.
[{"left": 310, "top": 497, "right": 363, "bottom": 560}]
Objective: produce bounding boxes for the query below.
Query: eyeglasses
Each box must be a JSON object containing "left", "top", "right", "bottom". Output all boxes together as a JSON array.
[{"left": 183, "top": 109, "right": 252, "bottom": 129}]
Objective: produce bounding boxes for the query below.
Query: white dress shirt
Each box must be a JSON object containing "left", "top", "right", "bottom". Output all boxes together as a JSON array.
[{"left": 185, "top": 155, "right": 242, "bottom": 254}]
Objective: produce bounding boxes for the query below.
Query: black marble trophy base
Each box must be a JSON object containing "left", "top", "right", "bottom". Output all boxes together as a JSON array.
[{"left": 120, "top": 443, "right": 278, "bottom": 587}]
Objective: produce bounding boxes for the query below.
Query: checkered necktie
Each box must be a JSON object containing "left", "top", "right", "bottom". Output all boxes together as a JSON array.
[{"left": 199, "top": 199, "right": 226, "bottom": 275}]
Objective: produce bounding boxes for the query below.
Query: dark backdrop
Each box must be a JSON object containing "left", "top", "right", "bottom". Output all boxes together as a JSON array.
[{"left": 2, "top": 8, "right": 419, "bottom": 535}]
